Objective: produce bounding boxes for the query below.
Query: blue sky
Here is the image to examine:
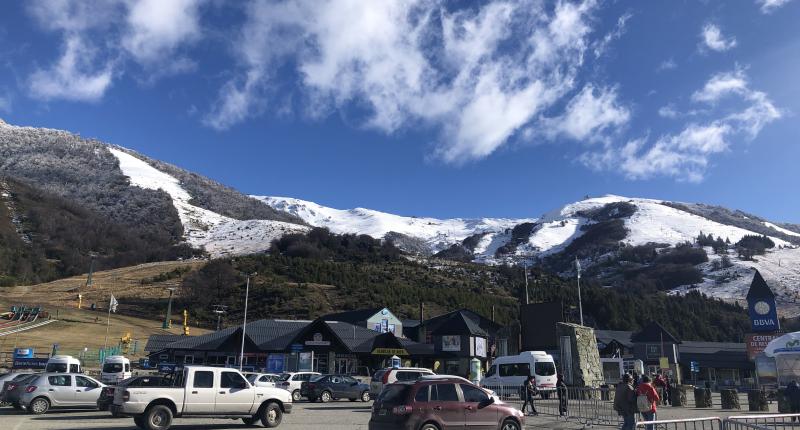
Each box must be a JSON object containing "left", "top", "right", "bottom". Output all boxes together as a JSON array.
[{"left": 1, "top": 0, "right": 799, "bottom": 222}]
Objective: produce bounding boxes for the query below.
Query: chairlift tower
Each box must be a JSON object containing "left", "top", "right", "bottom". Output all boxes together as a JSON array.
[{"left": 212, "top": 304, "right": 228, "bottom": 331}]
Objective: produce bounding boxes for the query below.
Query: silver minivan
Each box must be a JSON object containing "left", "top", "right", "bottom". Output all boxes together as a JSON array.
[{"left": 19, "top": 373, "right": 105, "bottom": 414}]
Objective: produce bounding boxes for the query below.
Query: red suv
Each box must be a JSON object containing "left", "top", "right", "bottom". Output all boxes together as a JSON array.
[{"left": 368, "top": 377, "right": 524, "bottom": 430}]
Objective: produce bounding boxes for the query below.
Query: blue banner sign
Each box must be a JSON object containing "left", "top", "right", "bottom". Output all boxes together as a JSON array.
[
  {"left": 13, "top": 348, "right": 34, "bottom": 358},
  {"left": 748, "top": 298, "right": 780, "bottom": 332},
  {"left": 13, "top": 357, "right": 49, "bottom": 369}
]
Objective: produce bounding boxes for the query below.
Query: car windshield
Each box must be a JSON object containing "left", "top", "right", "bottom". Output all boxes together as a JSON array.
[
  {"left": 278, "top": 374, "right": 292, "bottom": 382},
  {"left": 378, "top": 385, "right": 410, "bottom": 405},
  {"left": 45, "top": 363, "right": 68, "bottom": 372},
  {"left": 13, "top": 373, "right": 34, "bottom": 381},
  {"left": 246, "top": 374, "right": 258, "bottom": 383},
  {"left": 103, "top": 363, "right": 124, "bottom": 373}
]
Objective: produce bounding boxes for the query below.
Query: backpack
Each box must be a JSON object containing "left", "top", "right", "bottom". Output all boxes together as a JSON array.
[{"left": 637, "top": 392, "right": 651, "bottom": 412}]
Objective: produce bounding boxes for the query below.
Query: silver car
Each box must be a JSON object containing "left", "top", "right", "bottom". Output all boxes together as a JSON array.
[{"left": 19, "top": 373, "right": 106, "bottom": 414}]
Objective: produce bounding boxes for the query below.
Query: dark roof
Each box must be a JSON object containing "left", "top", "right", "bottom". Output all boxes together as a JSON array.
[
  {"left": 245, "top": 320, "right": 309, "bottom": 350},
  {"left": 402, "top": 319, "right": 421, "bottom": 328},
  {"left": 746, "top": 270, "right": 775, "bottom": 300},
  {"left": 320, "top": 308, "right": 385, "bottom": 324},
  {"left": 164, "top": 326, "right": 240, "bottom": 351},
  {"left": 631, "top": 322, "right": 681, "bottom": 344},
  {"left": 595, "top": 330, "right": 634, "bottom": 348},
  {"left": 145, "top": 334, "right": 187, "bottom": 352},
  {"left": 678, "top": 341, "right": 753, "bottom": 370},
  {"left": 430, "top": 311, "right": 489, "bottom": 337},
  {"left": 324, "top": 320, "right": 388, "bottom": 353}
]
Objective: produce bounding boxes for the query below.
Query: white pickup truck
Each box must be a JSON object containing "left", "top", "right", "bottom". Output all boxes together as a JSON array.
[{"left": 111, "top": 366, "right": 292, "bottom": 430}]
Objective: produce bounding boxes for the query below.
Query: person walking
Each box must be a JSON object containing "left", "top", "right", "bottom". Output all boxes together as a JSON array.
[
  {"left": 663, "top": 376, "right": 672, "bottom": 406},
  {"left": 636, "top": 375, "right": 660, "bottom": 430},
  {"left": 556, "top": 374, "right": 568, "bottom": 416},
  {"left": 520, "top": 375, "right": 539, "bottom": 416},
  {"left": 653, "top": 372, "right": 666, "bottom": 405},
  {"left": 786, "top": 380, "right": 800, "bottom": 421},
  {"left": 614, "top": 374, "right": 637, "bottom": 430}
]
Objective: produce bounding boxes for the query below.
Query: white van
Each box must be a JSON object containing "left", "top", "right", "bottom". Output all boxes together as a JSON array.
[
  {"left": 45, "top": 355, "right": 82, "bottom": 373},
  {"left": 100, "top": 355, "right": 132, "bottom": 384},
  {"left": 480, "top": 351, "right": 557, "bottom": 397}
]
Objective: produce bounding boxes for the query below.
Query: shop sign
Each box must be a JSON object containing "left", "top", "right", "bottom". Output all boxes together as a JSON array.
[
  {"left": 13, "top": 348, "right": 34, "bottom": 358},
  {"left": 305, "top": 332, "right": 331, "bottom": 346},
  {"left": 12, "top": 357, "right": 48, "bottom": 369},
  {"left": 748, "top": 298, "right": 780, "bottom": 332},
  {"left": 746, "top": 333, "right": 780, "bottom": 360},
  {"left": 659, "top": 357, "right": 669, "bottom": 370},
  {"left": 442, "top": 335, "right": 461, "bottom": 352},
  {"left": 372, "top": 348, "right": 408, "bottom": 356},
  {"left": 298, "top": 352, "right": 313, "bottom": 371}
]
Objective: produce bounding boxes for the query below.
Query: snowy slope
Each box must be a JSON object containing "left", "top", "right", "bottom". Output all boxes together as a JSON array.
[
  {"left": 109, "top": 148, "right": 308, "bottom": 257},
  {"left": 256, "top": 196, "right": 535, "bottom": 253}
]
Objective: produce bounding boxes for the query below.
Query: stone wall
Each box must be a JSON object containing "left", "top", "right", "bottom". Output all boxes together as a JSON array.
[{"left": 557, "top": 322, "right": 604, "bottom": 387}]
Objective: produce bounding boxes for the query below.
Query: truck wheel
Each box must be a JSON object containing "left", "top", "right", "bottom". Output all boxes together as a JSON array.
[
  {"left": 320, "top": 391, "right": 332, "bottom": 403},
  {"left": 134, "top": 416, "right": 146, "bottom": 429},
  {"left": 292, "top": 390, "right": 301, "bottom": 402},
  {"left": 143, "top": 404, "right": 173, "bottom": 430},
  {"left": 361, "top": 391, "right": 371, "bottom": 402},
  {"left": 242, "top": 417, "right": 258, "bottom": 426},
  {"left": 259, "top": 402, "right": 283, "bottom": 428},
  {"left": 29, "top": 397, "right": 50, "bottom": 415}
]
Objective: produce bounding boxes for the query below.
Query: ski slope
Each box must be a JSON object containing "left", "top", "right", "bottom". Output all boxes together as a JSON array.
[
  {"left": 110, "top": 148, "right": 308, "bottom": 257},
  {"left": 257, "top": 196, "right": 534, "bottom": 253}
]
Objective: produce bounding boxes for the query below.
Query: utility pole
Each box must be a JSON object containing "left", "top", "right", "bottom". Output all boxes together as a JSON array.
[
  {"left": 239, "top": 272, "right": 256, "bottom": 371},
  {"left": 85, "top": 252, "right": 98, "bottom": 288},
  {"left": 162, "top": 288, "right": 175, "bottom": 329},
  {"left": 575, "top": 257, "right": 584, "bottom": 326},
  {"left": 212, "top": 305, "right": 227, "bottom": 331}
]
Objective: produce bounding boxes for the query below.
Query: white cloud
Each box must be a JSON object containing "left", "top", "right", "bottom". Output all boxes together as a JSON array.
[
  {"left": 592, "top": 11, "right": 632, "bottom": 59},
  {"left": 757, "top": 0, "right": 793, "bottom": 13},
  {"left": 700, "top": 23, "right": 737, "bottom": 52},
  {"left": 122, "top": 0, "right": 204, "bottom": 65},
  {"left": 25, "top": 0, "right": 204, "bottom": 102},
  {"left": 657, "top": 58, "right": 677, "bottom": 72},
  {"left": 29, "top": 35, "right": 114, "bottom": 102},
  {"left": 205, "top": 0, "right": 617, "bottom": 164},
  {"left": 658, "top": 104, "right": 678, "bottom": 118},
  {"left": 544, "top": 85, "right": 630, "bottom": 141},
  {"left": 582, "top": 69, "right": 781, "bottom": 182}
]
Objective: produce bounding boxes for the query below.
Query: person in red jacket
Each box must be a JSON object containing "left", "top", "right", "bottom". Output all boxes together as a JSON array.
[{"left": 636, "top": 375, "right": 660, "bottom": 430}]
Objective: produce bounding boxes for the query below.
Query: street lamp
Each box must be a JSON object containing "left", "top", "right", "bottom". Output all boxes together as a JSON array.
[
  {"left": 162, "top": 287, "right": 176, "bottom": 329},
  {"left": 575, "top": 257, "right": 584, "bottom": 326},
  {"left": 239, "top": 272, "right": 257, "bottom": 371}
]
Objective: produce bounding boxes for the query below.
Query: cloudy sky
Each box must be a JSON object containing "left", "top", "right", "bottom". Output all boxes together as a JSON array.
[{"left": 1, "top": 0, "right": 798, "bottom": 222}]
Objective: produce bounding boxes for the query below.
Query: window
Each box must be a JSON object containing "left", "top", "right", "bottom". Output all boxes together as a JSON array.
[
  {"left": 70, "top": 364, "right": 80, "bottom": 373},
  {"left": 103, "top": 363, "right": 123, "bottom": 373},
  {"left": 396, "top": 371, "right": 420, "bottom": 382},
  {"left": 259, "top": 375, "right": 271, "bottom": 383},
  {"left": 460, "top": 384, "right": 489, "bottom": 403},
  {"left": 485, "top": 365, "right": 497, "bottom": 377},
  {"left": 45, "top": 363, "right": 68, "bottom": 373},
  {"left": 48, "top": 375, "right": 71, "bottom": 386},
  {"left": 535, "top": 362, "right": 556, "bottom": 376},
  {"left": 330, "top": 376, "right": 341, "bottom": 384},
  {"left": 378, "top": 385, "right": 410, "bottom": 405},
  {"left": 124, "top": 364, "right": 130, "bottom": 372},
  {"left": 431, "top": 384, "right": 459, "bottom": 402},
  {"left": 342, "top": 376, "right": 357, "bottom": 384},
  {"left": 221, "top": 371, "right": 247, "bottom": 389},
  {"left": 76, "top": 376, "right": 98, "bottom": 388},
  {"left": 414, "top": 386, "right": 429, "bottom": 403},
  {"left": 372, "top": 370, "right": 386, "bottom": 383},
  {"left": 499, "top": 363, "right": 530, "bottom": 377},
  {"left": 193, "top": 371, "right": 214, "bottom": 388}
]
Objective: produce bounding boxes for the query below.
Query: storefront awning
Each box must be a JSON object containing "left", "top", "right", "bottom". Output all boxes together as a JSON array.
[{"left": 765, "top": 332, "right": 800, "bottom": 357}]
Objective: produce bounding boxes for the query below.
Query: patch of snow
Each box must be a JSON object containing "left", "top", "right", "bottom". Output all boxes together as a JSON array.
[
  {"left": 110, "top": 148, "right": 308, "bottom": 257},
  {"left": 764, "top": 221, "right": 800, "bottom": 238},
  {"left": 257, "top": 196, "right": 534, "bottom": 253}
]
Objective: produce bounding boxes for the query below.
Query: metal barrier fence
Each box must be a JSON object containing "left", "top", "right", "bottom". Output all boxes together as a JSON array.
[
  {"left": 627, "top": 414, "right": 800, "bottom": 430},
  {"left": 481, "top": 384, "right": 621, "bottom": 426},
  {"left": 635, "top": 417, "right": 723, "bottom": 430}
]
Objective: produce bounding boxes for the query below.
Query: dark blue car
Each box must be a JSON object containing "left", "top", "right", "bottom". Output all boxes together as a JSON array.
[{"left": 301, "top": 374, "right": 371, "bottom": 402}]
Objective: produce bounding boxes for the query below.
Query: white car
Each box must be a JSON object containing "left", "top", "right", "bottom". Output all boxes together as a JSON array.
[
  {"left": 112, "top": 366, "right": 291, "bottom": 430},
  {"left": 246, "top": 373, "right": 281, "bottom": 388},
  {"left": 275, "top": 372, "right": 320, "bottom": 401},
  {"left": 369, "top": 367, "right": 434, "bottom": 397}
]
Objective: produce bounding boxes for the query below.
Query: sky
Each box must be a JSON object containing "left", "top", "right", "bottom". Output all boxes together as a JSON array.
[{"left": 1, "top": 0, "right": 799, "bottom": 223}]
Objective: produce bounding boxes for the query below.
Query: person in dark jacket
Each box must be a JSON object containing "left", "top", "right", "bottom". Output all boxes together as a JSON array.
[
  {"left": 786, "top": 380, "right": 800, "bottom": 421},
  {"left": 556, "top": 374, "right": 568, "bottom": 416},
  {"left": 614, "top": 373, "right": 637, "bottom": 430},
  {"left": 521, "top": 375, "right": 539, "bottom": 416}
]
